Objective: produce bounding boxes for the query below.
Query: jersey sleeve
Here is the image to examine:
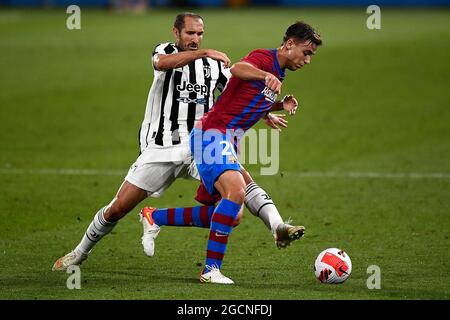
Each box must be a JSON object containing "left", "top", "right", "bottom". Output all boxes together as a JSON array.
[
  {"left": 217, "top": 62, "right": 231, "bottom": 93},
  {"left": 241, "top": 49, "right": 273, "bottom": 72},
  {"left": 151, "top": 42, "right": 177, "bottom": 71}
]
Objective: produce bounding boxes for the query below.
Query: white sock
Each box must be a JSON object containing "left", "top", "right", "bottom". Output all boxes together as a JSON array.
[
  {"left": 75, "top": 206, "right": 117, "bottom": 256},
  {"left": 244, "top": 182, "right": 283, "bottom": 234}
]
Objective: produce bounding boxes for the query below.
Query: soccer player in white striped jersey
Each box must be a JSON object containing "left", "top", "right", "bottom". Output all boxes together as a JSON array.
[{"left": 52, "top": 12, "right": 303, "bottom": 272}]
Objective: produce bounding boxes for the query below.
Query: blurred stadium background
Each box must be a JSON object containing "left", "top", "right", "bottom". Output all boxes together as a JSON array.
[
  {"left": 1, "top": 0, "right": 450, "bottom": 8},
  {"left": 0, "top": 0, "right": 449, "bottom": 300}
]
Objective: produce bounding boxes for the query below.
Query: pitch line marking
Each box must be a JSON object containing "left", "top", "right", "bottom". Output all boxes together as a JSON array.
[
  {"left": 0, "top": 168, "right": 124, "bottom": 176},
  {"left": 0, "top": 168, "right": 449, "bottom": 179}
]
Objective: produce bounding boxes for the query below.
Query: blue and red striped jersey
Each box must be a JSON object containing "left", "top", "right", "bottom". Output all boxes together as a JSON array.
[{"left": 197, "top": 48, "right": 285, "bottom": 134}]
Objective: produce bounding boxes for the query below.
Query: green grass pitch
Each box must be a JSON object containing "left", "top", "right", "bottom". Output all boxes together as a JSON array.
[{"left": 0, "top": 7, "right": 449, "bottom": 300}]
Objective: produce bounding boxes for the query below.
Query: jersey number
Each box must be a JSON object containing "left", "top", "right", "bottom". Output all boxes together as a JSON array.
[{"left": 220, "top": 141, "right": 235, "bottom": 157}]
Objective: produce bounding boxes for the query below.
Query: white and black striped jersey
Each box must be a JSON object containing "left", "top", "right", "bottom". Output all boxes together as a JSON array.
[{"left": 138, "top": 42, "right": 230, "bottom": 152}]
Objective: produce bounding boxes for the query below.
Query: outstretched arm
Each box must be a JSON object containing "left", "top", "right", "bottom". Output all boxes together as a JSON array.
[{"left": 155, "top": 49, "right": 231, "bottom": 71}]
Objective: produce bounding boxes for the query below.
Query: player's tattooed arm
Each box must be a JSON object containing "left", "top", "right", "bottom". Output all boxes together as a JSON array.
[{"left": 154, "top": 49, "right": 231, "bottom": 71}]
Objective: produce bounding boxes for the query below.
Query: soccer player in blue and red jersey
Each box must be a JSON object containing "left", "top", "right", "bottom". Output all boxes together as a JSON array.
[
  {"left": 193, "top": 21, "right": 321, "bottom": 283},
  {"left": 146, "top": 21, "right": 322, "bottom": 284}
]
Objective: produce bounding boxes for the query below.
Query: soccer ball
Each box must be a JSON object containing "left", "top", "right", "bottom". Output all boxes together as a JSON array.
[{"left": 314, "top": 248, "right": 352, "bottom": 284}]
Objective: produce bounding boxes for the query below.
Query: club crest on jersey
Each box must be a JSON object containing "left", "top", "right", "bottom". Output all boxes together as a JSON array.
[
  {"left": 177, "top": 81, "right": 208, "bottom": 95},
  {"left": 203, "top": 66, "right": 211, "bottom": 79},
  {"left": 262, "top": 86, "right": 277, "bottom": 103}
]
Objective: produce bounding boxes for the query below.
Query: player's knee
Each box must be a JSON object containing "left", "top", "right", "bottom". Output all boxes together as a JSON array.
[
  {"left": 104, "top": 200, "right": 129, "bottom": 222},
  {"left": 228, "top": 187, "right": 246, "bottom": 205}
]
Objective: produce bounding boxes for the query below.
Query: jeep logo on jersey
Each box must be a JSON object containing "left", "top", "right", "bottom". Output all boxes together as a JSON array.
[
  {"left": 176, "top": 81, "right": 208, "bottom": 95},
  {"left": 262, "top": 86, "right": 278, "bottom": 103}
]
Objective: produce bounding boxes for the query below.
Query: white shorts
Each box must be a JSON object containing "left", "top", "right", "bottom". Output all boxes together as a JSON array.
[{"left": 124, "top": 145, "right": 199, "bottom": 198}]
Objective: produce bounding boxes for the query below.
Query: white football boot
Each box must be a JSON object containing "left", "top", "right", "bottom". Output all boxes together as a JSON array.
[
  {"left": 274, "top": 222, "right": 305, "bottom": 249},
  {"left": 199, "top": 265, "right": 234, "bottom": 284},
  {"left": 139, "top": 207, "right": 160, "bottom": 257},
  {"left": 52, "top": 250, "right": 88, "bottom": 271}
]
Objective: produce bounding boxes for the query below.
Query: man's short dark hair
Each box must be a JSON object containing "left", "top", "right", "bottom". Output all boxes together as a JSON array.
[
  {"left": 282, "top": 21, "right": 322, "bottom": 46},
  {"left": 174, "top": 12, "right": 203, "bottom": 32}
]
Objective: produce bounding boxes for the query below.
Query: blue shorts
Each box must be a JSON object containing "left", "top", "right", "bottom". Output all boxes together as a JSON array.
[{"left": 190, "top": 128, "right": 241, "bottom": 195}]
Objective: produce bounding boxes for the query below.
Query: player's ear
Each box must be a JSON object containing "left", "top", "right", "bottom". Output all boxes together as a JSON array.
[
  {"left": 286, "top": 38, "right": 295, "bottom": 50},
  {"left": 172, "top": 26, "right": 180, "bottom": 39},
  {"left": 283, "top": 39, "right": 291, "bottom": 51}
]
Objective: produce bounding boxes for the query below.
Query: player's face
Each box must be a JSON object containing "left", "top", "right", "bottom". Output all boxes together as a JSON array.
[
  {"left": 174, "top": 17, "right": 204, "bottom": 51},
  {"left": 285, "top": 39, "right": 318, "bottom": 71}
]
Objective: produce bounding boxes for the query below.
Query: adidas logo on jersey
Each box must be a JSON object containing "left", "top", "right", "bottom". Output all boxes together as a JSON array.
[{"left": 177, "top": 81, "right": 208, "bottom": 95}]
